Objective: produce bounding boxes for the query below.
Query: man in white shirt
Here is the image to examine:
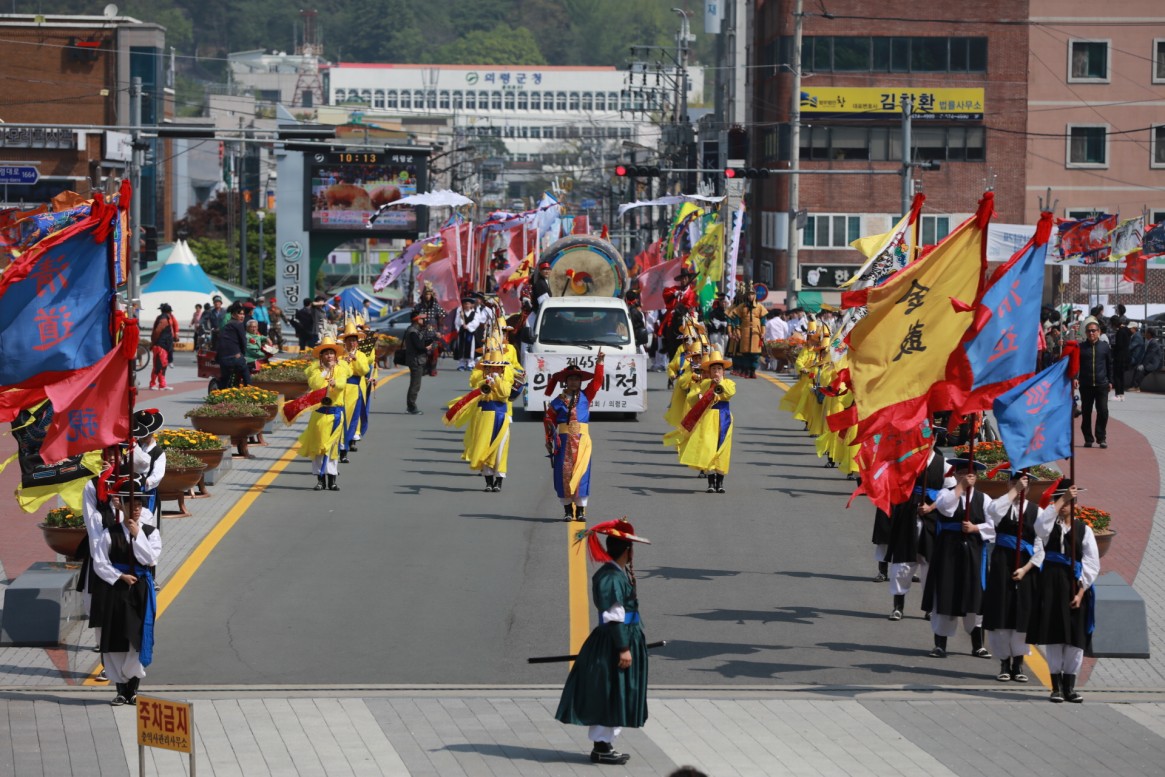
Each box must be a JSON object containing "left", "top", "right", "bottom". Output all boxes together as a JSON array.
[{"left": 763, "top": 311, "right": 789, "bottom": 370}]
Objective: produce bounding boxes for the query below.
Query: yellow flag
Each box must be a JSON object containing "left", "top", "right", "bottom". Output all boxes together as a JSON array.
[
  {"left": 692, "top": 223, "right": 724, "bottom": 288},
  {"left": 846, "top": 195, "right": 991, "bottom": 437}
]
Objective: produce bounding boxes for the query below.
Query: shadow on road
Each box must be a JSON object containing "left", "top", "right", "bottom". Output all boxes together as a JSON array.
[
  {"left": 461, "top": 512, "right": 560, "bottom": 524},
  {"left": 776, "top": 570, "right": 875, "bottom": 584},
  {"left": 691, "top": 660, "right": 831, "bottom": 679},
  {"left": 638, "top": 566, "right": 742, "bottom": 582},
  {"left": 681, "top": 606, "right": 888, "bottom": 625},
  {"left": 816, "top": 641, "right": 925, "bottom": 658},
  {"left": 652, "top": 639, "right": 789, "bottom": 661},
  {"left": 440, "top": 743, "right": 580, "bottom": 764}
]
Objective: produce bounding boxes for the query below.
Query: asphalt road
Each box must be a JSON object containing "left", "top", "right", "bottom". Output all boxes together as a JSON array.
[{"left": 150, "top": 364, "right": 1002, "bottom": 688}]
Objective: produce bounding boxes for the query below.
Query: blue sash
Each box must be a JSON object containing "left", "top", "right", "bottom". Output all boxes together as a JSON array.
[
  {"left": 994, "top": 532, "right": 1037, "bottom": 562},
  {"left": 1044, "top": 552, "right": 1096, "bottom": 635},
  {"left": 112, "top": 562, "right": 156, "bottom": 666},
  {"left": 622, "top": 611, "right": 641, "bottom": 624},
  {"left": 935, "top": 520, "right": 962, "bottom": 534}
]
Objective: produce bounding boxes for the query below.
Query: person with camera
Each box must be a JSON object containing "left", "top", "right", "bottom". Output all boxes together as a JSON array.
[{"left": 402, "top": 311, "right": 435, "bottom": 415}]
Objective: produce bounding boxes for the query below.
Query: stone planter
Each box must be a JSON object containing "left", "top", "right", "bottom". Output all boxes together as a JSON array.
[
  {"left": 38, "top": 524, "right": 87, "bottom": 561},
  {"left": 158, "top": 463, "right": 209, "bottom": 518},
  {"left": 975, "top": 478, "right": 1057, "bottom": 501},
  {"left": 189, "top": 414, "right": 267, "bottom": 458},
  {"left": 177, "top": 447, "right": 226, "bottom": 497},
  {"left": 1094, "top": 528, "right": 1116, "bottom": 558},
  {"left": 253, "top": 379, "right": 310, "bottom": 400}
]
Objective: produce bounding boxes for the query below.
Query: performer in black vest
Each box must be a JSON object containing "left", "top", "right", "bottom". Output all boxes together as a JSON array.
[
  {"left": 1027, "top": 480, "right": 1099, "bottom": 703},
  {"left": 885, "top": 438, "right": 946, "bottom": 621},
  {"left": 130, "top": 409, "right": 166, "bottom": 527},
  {"left": 983, "top": 469, "right": 1044, "bottom": 682},
  {"left": 922, "top": 457, "right": 994, "bottom": 658},
  {"left": 93, "top": 479, "right": 163, "bottom": 706}
]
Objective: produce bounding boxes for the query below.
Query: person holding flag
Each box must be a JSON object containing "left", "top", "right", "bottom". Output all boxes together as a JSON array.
[
  {"left": 1027, "top": 480, "right": 1099, "bottom": 703},
  {"left": 677, "top": 350, "right": 736, "bottom": 493},
  {"left": 461, "top": 347, "right": 515, "bottom": 493},
  {"left": 544, "top": 352, "right": 606, "bottom": 522},
  {"left": 338, "top": 320, "right": 371, "bottom": 463},
  {"left": 983, "top": 469, "right": 1045, "bottom": 682},
  {"left": 297, "top": 336, "right": 351, "bottom": 492}
]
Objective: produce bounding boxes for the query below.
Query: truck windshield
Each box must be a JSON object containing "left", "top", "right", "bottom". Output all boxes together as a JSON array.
[{"left": 538, "top": 308, "right": 631, "bottom": 346}]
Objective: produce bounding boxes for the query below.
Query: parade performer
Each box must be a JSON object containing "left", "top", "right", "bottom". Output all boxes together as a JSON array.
[
  {"left": 412, "top": 282, "right": 446, "bottom": 376},
  {"left": 129, "top": 409, "right": 166, "bottom": 525},
  {"left": 463, "top": 348, "right": 515, "bottom": 492},
  {"left": 555, "top": 518, "right": 651, "bottom": 766},
  {"left": 297, "top": 336, "right": 351, "bottom": 491},
  {"left": 544, "top": 352, "right": 606, "bottom": 522},
  {"left": 728, "top": 283, "right": 766, "bottom": 378},
  {"left": 922, "top": 457, "right": 994, "bottom": 658},
  {"left": 1027, "top": 480, "right": 1098, "bottom": 703},
  {"left": 984, "top": 469, "right": 1045, "bottom": 683},
  {"left": 662, "top": 348, "right": 704, "bottom": 454},
  {"left": 355, "top": 315, "right": 377, "bottom": 438},
  {"left": 94, "top": 478, "right": 162, "bottom": 706},
  {"left": 885, "top": 433, "right": 946, "bottom": 621},
  {"left": 455, "top": 296, "right": 483, "bottom": 371},
  {"left": 678, "top": 350, "right": 735, "bottom": 493},
  {"left": 339, "top": 320, "right": 371, "bottom": 463}
]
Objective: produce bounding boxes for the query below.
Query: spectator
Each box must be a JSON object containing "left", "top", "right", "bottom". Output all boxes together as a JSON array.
[
  {"left": 1133, "top": 327, "right": 1162, "bottom": 391},
  {"left": 202, "top": 295, "right": 225, "bottom": 331},
  {"left": 1075, "top": 321, "right": 1112, "bottom": 448},
  {"left": 190, "top": 303, "right": 203, "bottom": 346},
  {"left": 1111, "top": 315, "right": 1131, "bottom": 400},
  {"left": 252, "top": 297, "right": 271, "bottom": 336},
  {"left": 403, "top": 310, "right": 435, "bottom": 415},
  {"left": 243, "top": 318, "right": 269, "bottom": 372},
  {"left": 149, "top": 303, "right": 176, "bottom": 390},
  {"left": 268, "top": 299, "right": 287, "bottom": 352},
  {"left": 311, "top": 295, "right": 329, "bottom": 345},
  {"left": 293, "top": 300, "right": 314, "bottom": 351},
  {"left": 217, "top": 303, "right": 251, "bottom": 388},
  {"left": 1127, "top": 320, "right": 1145, "bottom": 388}
]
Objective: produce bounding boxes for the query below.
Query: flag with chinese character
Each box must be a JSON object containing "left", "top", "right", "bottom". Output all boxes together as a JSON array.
[
  {"left": 993, "top": 356, "right": 1073, "bottom": 469},
  {"left": 0, "top": 401, "right": 103, "bottom": 512},
  {"left": 838, "top": 193, "right": 990, "bottom": 442},
  {"left": 0, "top": 208, "right": 115, "bottom": 389},
  {"left": 636, "top": 256, "right": 685, "bottom": 311},
  {"left": 847, "top": 425, "right": 933, "bottom": 514},
  {"left": 691, "top": 222, "right": 724, "bottom": 292},
  {"left": 1143, "top": 222, "right": 1165, "bottom": 259},
  {"left": 943, "top": 212, "right": 1051, "bottom": 414},
  {"left": 1108, "top": 216, "right": 1144, "bottom": 261},
  {"left": 1123, "top": 250, "right": 1147, "bottom": 285},
  {"left": 38, "top": 344, "right": 130, "bottom": 463},
  {"left": 1057, "top": 213, "right": 1116, "bottom": 264}
]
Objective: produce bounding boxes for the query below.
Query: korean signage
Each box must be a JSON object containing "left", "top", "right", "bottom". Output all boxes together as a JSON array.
[
  {"left": 137, "top": 695, "right": 194, "bottom": 754},
  {"left": 799, "top": 87, "right": 985, "bottom": 120},
  {"left": 465, "top": 70, "right": 543, "bottom": 88},
  {"left": 0, "top": 127, "right": 74, "bottom": 149},
  {"left": 306, "top": 150, "right": 428, "bottom": 237},
  {"left": 523, "top": 353, "right": 648, "bottom": 413},
  {"left": 800, "top": 264, "right": 859, "bottom": 291}
]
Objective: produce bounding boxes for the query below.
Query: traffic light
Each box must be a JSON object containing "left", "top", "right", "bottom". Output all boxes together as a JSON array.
[
  {"left": 140, "top": 225, "right": 158, "bottom": 269},
  {"left": 615, "top": 164, "right": 662, "bottom": 177},
  {"left": 725, "top": 167, "right": 771, "bottom": 179}
]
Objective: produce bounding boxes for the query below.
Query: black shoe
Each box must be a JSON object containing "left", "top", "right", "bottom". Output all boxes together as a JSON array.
[
  {"left": 96, "top": 669, "right": 108, "bottom": 682},
  {"left": 1011, "top": 656, "right": 1029, "bottom": 683},
  {"left": 327, "top": 475, "right": 340, "bottom": 491},
  {"left": 407, "top": 408, "right": 424, "bottom": 415},
  {"left": 970, "top": 627, "right": 992, "bottom": 658},
  {"left": 715, "top": 474, "right": 726, "bottom": 493},
  {"left": 340, "top": 454, "right": 350, "bottom": 464},
  {"left": 873, "top": 573, "right": 888, "bottom": 583},
  {"left": 706, "top": 475, "right": 716, "bottom": 494},
  {"left": 574, "top": 508, "right": 586, "bottom": 523},
  {"left": 484, "top": 476, "right": 496, "bottom": 492},
  {"left": 111, "top": 684, "right": 128, "bottom": 706},
  {"left": 564, "top": 505, "right": 575, "bottom": 522},
  {"left": 590, "top": 742, "right": 630, "bottom": 765},
  {"left": 911, "top": 575, "right": 921, "bottom": 583},
  {"left": 1083, "top": 441, "right": 1093, "bottom": 448},
  {"left": 929, "top": 646, "right": 947, "bottom": 658},
  {"left": 997, "top": 659, "right": 1012, "bottom": 682},
  {"left": 1050, "top": 673, "right": 1064, "bottom": 703},
  {"left": 1099, "top": 441, "right": 1107, "bottom": 449},
  {"left": 126, "top": 677, "right": 140, "bottom": 705},
  {"left": 1063, "top": 673, "right": 1083, "bottom": 703},
  {"left": 314, "top": 476, "right": 326, "bottom": 491},
  {"left": 348, "top": 443, "right": 358, "bottom": 452},
  {"left": 493, "top": 477, "right": 503, "bottom": 492}
]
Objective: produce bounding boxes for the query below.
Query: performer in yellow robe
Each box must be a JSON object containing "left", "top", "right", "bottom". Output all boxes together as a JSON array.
[
  {"left": 339, "top": 321, "right": 371, "bottom": 463},
  {"left": 662, "top": 357, "right": 704, "bottom": 453},
  {"left": 678, "top": 350, "right": 736, "bottom": 493},
  {"left": 297, "top": 336, "right": 352, "bottom": 491},
  {"left": 462, "top": 350, "right": 515, "bottom": 492}
]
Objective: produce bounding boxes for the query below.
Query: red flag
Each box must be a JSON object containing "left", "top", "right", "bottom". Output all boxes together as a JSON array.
[
  {"left": 600, "top": 224, "right": 609, "bottom": 240},
  {"left": 282, "top": 387, "right": 327, "bottom": 423},
  {"left": 571, "top": 215, "right": 589, "bottom": 235},
  {"left": 416, "top": 256, "right": 460, "bottom": 312},
  {"left": 40, "top": 345, "right": 130, "bottom": 463},
  {"left": 636, "top": 256, "right": 684, "bottom": 310},
  {"left": 1123, "top": 250, "right": 1147, "bottom": 285}
]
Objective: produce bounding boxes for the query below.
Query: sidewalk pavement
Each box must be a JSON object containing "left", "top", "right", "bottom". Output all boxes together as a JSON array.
[{"left": 3, "top": 367, "right": 1165, "bottom": 775}]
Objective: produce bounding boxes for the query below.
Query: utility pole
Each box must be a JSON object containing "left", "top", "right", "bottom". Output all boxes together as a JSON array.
[
  {"left": 785, "top": 0, "right": 804, "bottom": 310},
  {"left": 901, "top": 95, "right": 913, "bottom": 216},
  {"left": 128, "top": 77, "right": 142, "bottom": 309}
]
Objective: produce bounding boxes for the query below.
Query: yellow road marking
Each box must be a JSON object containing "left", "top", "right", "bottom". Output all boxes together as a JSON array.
[
  {"left": 83, "top": 370, "right": 404, "bottom": 686},
  {"left": 758, "top": 372, "right": 791, "bottom": 392},
  {"left": 568, "top": 523, "right": 589, "bottom": 665}
]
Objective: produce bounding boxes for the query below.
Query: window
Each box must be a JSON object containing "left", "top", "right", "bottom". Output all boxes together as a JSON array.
[
  {"left": 1153, "top": 210, "right": 1165, "bottom": 226},
  {"left": 452, "top": 90, "right": 463, "bottom": 110},
  {"left": 480, "top": 90, "right": 490, "bottom": 109},
  {"left": 581, "top": 92, "right": 593, "bottom": 111},
  {"left": 504, "top": 91, "right": 515, "bottom": 110},
  {"left": 609, "top": 92, "right": 620, "bottom": 110},
  {"left": 425, "top": 90, "right": 436, "bottom": 110},
  {"left": 386, "top": 89, "right": 398, "bottom": 109},
  {"left": 1153, "top": 126, "right": 1165, "bottom": 168},
  {"left": 1070, "top": 40, "right": 1109, "bottom": 81},
  {"left": 529, "top": 91, "right": 541, "bottom": 110},
  {"left": 415, "top": 90, "right": 426, "bottom": 108},
  {"left": 372, "top": 90, "right": 384, "bottom": 108},
  {"left": 802, "top": 214, "right": 861, "bottom": 248},
  {"left": 439, "top": 90, "right": 450, "bottom": 110},
  {"left": 1155, "top": 40, "right": 1165, "bottom": 83},
  {"left": 920, "top": 215, "right": 951, "bottom": 245},
  {"left": 491, "top": 92, "right": 503, "bottom": 110},
  {"left": 594, "top": 92, "right": 606, "bottom": 111},
  {"left": 517, "top": 91, "right": 528, "bottom": 110},
  {"left": 464, "top": 91, "right": 475, "bottom": 110},
  {"left": 1068, "top": 125, "right": 1108, "bottom": 166},
  {"left": 568, "top": 92, "right": 580, "bottom": 110},
  {"left": 911, "top": 37, "right": 948, "bottom": 72},
  {"left": 798, "top": 125, "right": 985, "bottom": 162},
  {"left": 802, "top": 36, "right": 987, "bottom": 73},
  {"left": 556, "top": 92, "right": 568, "bottom": 110},
  {"left": 832, "top": 37, "right": 870, "bottom": 70},
  {"left": 529, "top": 126, "right": 541, "bottom": 139}
]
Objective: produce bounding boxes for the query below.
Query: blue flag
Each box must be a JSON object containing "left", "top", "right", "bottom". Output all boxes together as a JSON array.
[
  {"left": 0, "top": 217, "right": 113, "bottom": 388},
  {"left": 967, "top": 241, "right": 1047, "bottom": 392},
  {"left": 993, "top": 357, "right": 1073, "bottom": 470}
]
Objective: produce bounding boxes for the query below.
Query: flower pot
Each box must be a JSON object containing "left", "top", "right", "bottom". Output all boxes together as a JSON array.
[
  {"left": 975, "top": 478, "right": 1057, "bottom": 501},
  {"left": 252, "top": 379, "right": 310, "bottom": 400},
  {"left": 189, "top": 414, "right": 267, "bottom": 438},
  {"left": 38, "top": 524, "right": 87, "bottom": 560},
  {"left": 1093, "top": 528, "right": 1116, "bottom": 558},
  {"left": 158, "top": 464, "right": 208, "bottom": 499},
  {"left": 184, "top": 446, "right": 227, "bottom": 471},
  {"left": 260, "top": 403, "right": 280, "bottom": 422}
]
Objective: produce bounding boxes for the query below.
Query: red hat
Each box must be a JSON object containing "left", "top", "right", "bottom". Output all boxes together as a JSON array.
[
  {"left": 575, "top": 518, "right": 651, "bottom": 563},
  {"left": 411, "top": 310, "right": 425, "bottom": 321},
  {"left": 538, "top": 261, "right": 552, "bottom": 270},
  {"left": 544, "top": 364, "right": 593, "bottom": 396}
]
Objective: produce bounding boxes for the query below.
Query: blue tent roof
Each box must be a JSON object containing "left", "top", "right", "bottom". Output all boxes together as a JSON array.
[
  {"left": 333, "top": 286, "right": 392, "bottom": 320},
  {"left": 144, "top": 240, "right": 218, "bottom": 295}
]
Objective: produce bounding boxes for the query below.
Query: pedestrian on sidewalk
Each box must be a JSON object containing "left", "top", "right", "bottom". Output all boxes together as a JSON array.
[
  {"left": 922, "top": 457, "right": 994, "bottom": 659},
  {"left": 544, "top": 352, "right": 605, "bottom": 522},
  {"left": 94, "top": 479, "right": 163, "bottom": 706},
  {"left": 149, "top": 304, "right": 176, "bottom": 390},
  {"left": 1133, "top": 327, "right": 1163, "bottom": 390},
  {"left": 983, "top": 470, "right": 1044, "bottom": 682},
  {"left": 1111, "top": 315, "right": 1131, "bottom": 400},
  {"left": 217, "top": 303, "right": 251, "bottom": 388},
  {"left": 1076, "top": 322, "right": 1112, "bottom": 447},
  {"left": 555, "top": 519, "right": 652, "bottom": 766},
  {"left": 1027, "top": 480, "right": 1098, "bottom": 703},
  {"left": 298, "top": 337, "right": 351, "bottom": 491}
]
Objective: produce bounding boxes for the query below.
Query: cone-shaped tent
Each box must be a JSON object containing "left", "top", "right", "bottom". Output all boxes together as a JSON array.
[{"left": 140, "top": 240, "right": 228, "bottom": 326}]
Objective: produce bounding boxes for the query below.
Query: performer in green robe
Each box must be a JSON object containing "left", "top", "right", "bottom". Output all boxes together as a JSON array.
[{"left": 555, "top": 518, "right": 651, "bottom": 765}]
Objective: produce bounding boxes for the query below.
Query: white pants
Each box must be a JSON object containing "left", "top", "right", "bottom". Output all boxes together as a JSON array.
[
  {"left": 562, "top": 496, "right": 589, "bottom": 507},
  {"left": 889, "top": 561, "right": 927, "bottom": 596},
  {"left": 313, "top": 455, "right": 338, "bottom": 476},
  {"left": 482, "top": 466, "right": 505, "bottom": 478},
  {"left": 588, "top": 725, "right": 622, "bottom": 744},
  {"left": 481, "top": 427, "right": 510, "bottom": 477},
  {"left": 931, "top": 612, "right": 981, "bottom": 638},
  {"left": 103, "top": 649, "right": 146, "bottom": 683},
  {"left": 873, "top": 544, "right": 887, "bottom": 563},
  {"left": 1042, "top": 644, "right": 1084, "bottom": 674},
  {"left": 987, "top": 630, "right": 1030, "bottom": 659}
]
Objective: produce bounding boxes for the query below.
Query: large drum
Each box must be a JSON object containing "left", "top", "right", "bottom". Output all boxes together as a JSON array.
[{"left": 540, "top": 235, "right": 627, "bottom": 298}]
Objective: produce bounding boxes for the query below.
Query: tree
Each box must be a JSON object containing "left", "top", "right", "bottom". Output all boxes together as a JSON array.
[{"left": 435, "top": 24, "right": 546, "bottom": 66}]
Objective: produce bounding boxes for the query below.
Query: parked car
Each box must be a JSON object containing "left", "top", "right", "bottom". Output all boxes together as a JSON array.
[{"left": 369, "top": 308, "right": 413, "bottom": 341}]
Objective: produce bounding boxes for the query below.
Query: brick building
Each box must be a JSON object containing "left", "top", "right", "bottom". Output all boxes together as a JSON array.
[
  {"left": 0, "top": 14, "right": 172, "bottom": 238},
  {"left": 748, "top": 1, "right": 1030, "bottom": 308}
]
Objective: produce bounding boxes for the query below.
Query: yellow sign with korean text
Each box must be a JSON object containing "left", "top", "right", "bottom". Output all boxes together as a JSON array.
[
  {"left": 799, "top": 87, "right": 985, "bottom": 119},
  {"left": 136, "top": 695, "right": 194, "bottom": 754}
]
